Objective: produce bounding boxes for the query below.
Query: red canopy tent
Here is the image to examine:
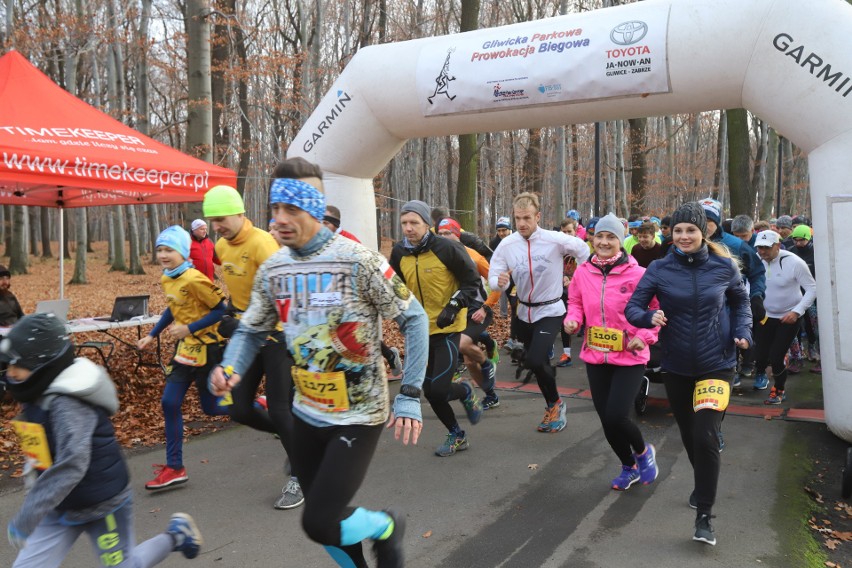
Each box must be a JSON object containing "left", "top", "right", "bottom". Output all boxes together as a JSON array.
[{"left": 0, "top": 50, "right": 237, "bottom": 296}]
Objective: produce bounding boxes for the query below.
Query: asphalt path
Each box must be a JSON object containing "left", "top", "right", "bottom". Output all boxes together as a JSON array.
[{"left": 0, "top": 354, "right": 834, "bottom": 567}]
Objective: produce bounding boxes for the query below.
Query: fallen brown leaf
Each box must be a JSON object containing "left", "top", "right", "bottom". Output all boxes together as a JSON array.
[{"left": 422, "top": 530, "right": 432, "bottom": 538}]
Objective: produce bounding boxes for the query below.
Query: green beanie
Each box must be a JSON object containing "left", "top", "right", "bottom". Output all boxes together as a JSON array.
[
  {"left": 791, "top": 225, "right": 812, "bottom": 241},
  {"left": 202, "top": 185, "right": 245, "bottom": 217}
]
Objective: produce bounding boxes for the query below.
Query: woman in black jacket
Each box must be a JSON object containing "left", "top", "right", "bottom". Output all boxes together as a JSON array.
[{"left": 625, "top": 202, "right": 752, "bottom": 547}]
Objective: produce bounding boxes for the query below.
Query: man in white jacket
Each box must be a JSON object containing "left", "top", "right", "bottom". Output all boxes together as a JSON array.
[
  {"left": 488, "top": 192, "right": 589, "bottom": 432},
  {"left": 752, "top": 230, "right": 817, "bottom": 404}
]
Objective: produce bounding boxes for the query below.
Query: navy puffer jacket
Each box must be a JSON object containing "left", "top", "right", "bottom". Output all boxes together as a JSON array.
[{"left": 625, "top": 245, "right": 752, "bottom": 376}]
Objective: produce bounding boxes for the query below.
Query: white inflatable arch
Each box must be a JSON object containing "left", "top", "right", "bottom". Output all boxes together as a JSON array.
[{"left": 289, "top": 0, "right": 852, "bottom": 441}]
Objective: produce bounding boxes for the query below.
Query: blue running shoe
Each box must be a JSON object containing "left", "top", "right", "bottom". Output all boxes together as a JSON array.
[
  {"left": 731, "top": 374, "right": 742, "bottom": 389},
  {"left": 435, "top": 432, "right": 469, "bottom": 457},
  {"left": 168, "top": 513, "right": 202, "bottom": 559},
  {"left": 547, "top": 346, "right": 554, "bottom": 360},
  {"left": 764, "top": 387, "right": 786, "bottom": 405},
  {"left": 482, "top": 394, "right": 500, "bottom": 410},
  {"left": 461, "top": 383, "right": 483, "bottom": 425},
  {"left": 481, "top": 360, "right": 496, "bottom": 392},
  {"left": 612, "top": 465, "right": 640, "bottom": 491},
  {"left": 753, "top": 372, "right": 769, "bottom": 390},
  {"left": 634, "top": 444, "right": 658, "bottom": 485}
]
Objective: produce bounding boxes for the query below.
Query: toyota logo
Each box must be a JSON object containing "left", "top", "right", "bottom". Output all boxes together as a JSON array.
[{"left": 610, "top": 21, "right": 648, "bottom": 46}]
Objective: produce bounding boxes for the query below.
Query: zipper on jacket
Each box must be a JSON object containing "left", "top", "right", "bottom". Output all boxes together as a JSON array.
[
  {"left": 526, "top": 239, "right": 534, "bottom": 321},
  {"left": 691, "top": 267, "right": 698, "bottom": 375},
  {"left": 600, "top": 271, "right": 609, "bottom": 364},
  {"left": 413, "top": 255, "right": 425, "bottom": 308}
]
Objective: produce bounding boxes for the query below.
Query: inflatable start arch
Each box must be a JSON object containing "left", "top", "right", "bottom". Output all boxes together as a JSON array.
[{"left": 289, "top": 0, "right": 852, "bottom": 441}]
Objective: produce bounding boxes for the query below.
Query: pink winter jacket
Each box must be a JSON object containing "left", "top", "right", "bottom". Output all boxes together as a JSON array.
[{"left": 565, "top": 254, "right": 659, "bottom": 366}]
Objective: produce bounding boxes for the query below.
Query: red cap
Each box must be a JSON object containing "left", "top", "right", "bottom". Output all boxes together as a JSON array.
[{"left": 438, "top": 218, "right": 461, "bottom": 237}]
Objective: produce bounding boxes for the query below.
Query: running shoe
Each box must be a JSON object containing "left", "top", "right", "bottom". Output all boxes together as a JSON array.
[
  {"left": 538, "top": 400, "right": 567, "bottom": 433},
  {"left": 274, "top": 477, "right": 305, "bottom": 509},
  {"left": 611, "top": 465, "right": 640, "bottom": 491},
  {"left": 739, "top": 364, "right": 755, "bottom": 378},
  {"left": 688, "top": 491, "right": 698, "bottom": 509},
  {"left": 811, "top": 363, "right": 822, "bottom": 374},
  {"left": 693, "top": 513, "right": 716, "bottom": 545},
  {"left": 764, "top": 387, "right": 786, "bottom": 405},
  {"left": 787, "top": 361, "right": 801, "bottom": 374},
  {"left": 387, "top": 347, "right": 403, "bottom": 381},
  {"left": 482, "top": 394, "right": 500, "bottom": 410},
  {"left": 731, "top": 374, "right": 742, "bottom": 389},
  {"left": 254, "top": 395, "right": 268, "bottom": 410},
  {"left": 753, "top": 372, "right": 769, "bottom": 390},
  {"left": 547, "top": 346, "right": 554, "bottom": 360},
  {"left": 462, "top": 384, "right": 483, "bottom": 425},
  {"left": 481, "top": 360, "right": 497, "bottom": 392},
  {"left": 634, "top": 444, "right": 658, "bottom": 484},
  {"left": 556, "top": 353, "right": 572, "bottom": 367},
  {"left": 373, "top": 508, "right": 406, "bottom": 568},
  {"left": 167, "top": 513, "right": 203, "bottom": 559},
  {"left": 145, "top": 464, "right": 188, "bottom": 490},
  {"left": 452, "top": 364, "right": 467, "bottom": 383},
  {"left": 435, "top": 432, "right": 469, "bottom": 457},
  {"left": 504, "top": 339, "right": 518, "bottom": 352}
]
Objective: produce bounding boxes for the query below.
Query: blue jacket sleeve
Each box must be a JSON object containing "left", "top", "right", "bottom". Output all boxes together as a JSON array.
[
  {"left": 149, "top": 308, "right": 174, "bottom": 337},
  {"left": 188, "top": 300, "right": 226, "bottom": 334},
  {"left": 625, "top": 267, "right": 659, "bottom": 329},
  {"left": 741, "top": 244, "right": 766, "bottom": 299},
  {"left": 726, "top": 264, "right": 753, "bottom": 345}
]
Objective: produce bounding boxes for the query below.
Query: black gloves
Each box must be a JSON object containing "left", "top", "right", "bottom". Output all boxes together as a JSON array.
[
  {"left": 750, "top": 295, "right": 766, "bottom": 323},
  {"left": 436, "top": 297, "right": 462, "bottom": 329}
]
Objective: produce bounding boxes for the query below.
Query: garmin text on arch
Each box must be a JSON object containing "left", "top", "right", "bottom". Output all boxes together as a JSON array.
[{"left": 303, "top": 91, "right": 352, "bottom": 152}]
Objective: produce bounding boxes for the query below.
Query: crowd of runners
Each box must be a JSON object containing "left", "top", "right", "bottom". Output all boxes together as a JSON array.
[{"left": 2, "top": 154, "right": 820, "bottom": 565}]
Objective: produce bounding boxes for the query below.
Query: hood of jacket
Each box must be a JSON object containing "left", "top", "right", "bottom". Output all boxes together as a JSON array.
[{"left": 42, "top": 357, "right": 119, "bottom": 415}]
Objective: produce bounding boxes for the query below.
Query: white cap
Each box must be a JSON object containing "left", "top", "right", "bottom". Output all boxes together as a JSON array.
[
  {"left": 191, "top": 219, "right": 207, "bottom": 231},
  {"left": 754, "top": 230, "right": 781, "bottom": 247}
]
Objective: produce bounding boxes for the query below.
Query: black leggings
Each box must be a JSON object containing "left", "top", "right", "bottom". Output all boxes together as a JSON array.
[
  {"left": 515, "top": 316, "right": 562, "bottom": 405},
  {"left": 664, "top": 372, "right": 731, "bottom": 516},
  {"left": 586, "top": 364, "right": 646, "bottom": 466},
  {"left": 292, "top": 418, "right": 383, "bottom": 568},
  {"left": 228, "top": 339, "right": 295, "bottom": 461},
  {"left": 423, "top": 333, "right": 467, "bottom": 431},
  {"left": 754, "top": 317, "right": 800, "bottom": 391}
]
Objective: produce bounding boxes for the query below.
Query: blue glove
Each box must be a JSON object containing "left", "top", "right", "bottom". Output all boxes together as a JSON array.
[{"left": 8, "top": 522, "right": 27, "bottom": 551}]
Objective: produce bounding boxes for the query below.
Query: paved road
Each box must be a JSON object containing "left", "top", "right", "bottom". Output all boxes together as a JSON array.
[{"left": 0, "top": 356, "right": 833, "bottom": 567}]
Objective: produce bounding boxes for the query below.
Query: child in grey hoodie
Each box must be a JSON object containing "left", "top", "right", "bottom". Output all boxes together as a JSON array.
[{"left": 3, "top": 313, "right": 202, "bottom": 567}]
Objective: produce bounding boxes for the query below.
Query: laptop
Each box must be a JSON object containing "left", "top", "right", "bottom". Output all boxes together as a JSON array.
[
  {"left": 93, "top": 295, "right": 150, "bottom": 322},
  {"left": 35, "top": 299, "right": 70, "bottom": 321}
]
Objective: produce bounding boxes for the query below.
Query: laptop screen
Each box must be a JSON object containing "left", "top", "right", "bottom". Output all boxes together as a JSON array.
[
  {"left": 35, "top": 299, "right": 70, "bottom": 321},
  {"left": 110, "top": 295, "right": 149, "bottom": 321}
]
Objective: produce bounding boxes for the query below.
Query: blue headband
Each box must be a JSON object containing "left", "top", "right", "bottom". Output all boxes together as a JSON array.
[{"left": 269, "top": 178, "right": 326, "bottom": 221}]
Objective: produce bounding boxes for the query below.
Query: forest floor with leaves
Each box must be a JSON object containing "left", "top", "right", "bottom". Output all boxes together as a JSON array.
[{"left": 0, "top": 241, "right": 849, "bottom": 565}]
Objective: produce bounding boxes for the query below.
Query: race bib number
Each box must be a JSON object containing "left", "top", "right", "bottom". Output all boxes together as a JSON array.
[
  {"left": 174, "top": 340, "right": 207, "bottom": 367},
  {"left": 586, "top": 326, "right": 624, "bottom": 352},
  {"left": 11, "top": 420, "right": 53, "bottom": 470},
  {"left": 292, "top": 367, "right": 350, "bottom": 412},
  {"left": 693, "top": 379, "right": 730, "bottom": 412}
]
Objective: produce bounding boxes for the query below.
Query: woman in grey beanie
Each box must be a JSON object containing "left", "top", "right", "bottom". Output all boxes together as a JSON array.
[{"left": 625, "top": 201, "right": 752, "bottom": 547}]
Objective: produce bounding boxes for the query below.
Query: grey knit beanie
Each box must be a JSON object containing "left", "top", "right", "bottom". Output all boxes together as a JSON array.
[
  {"left": 670, "top": 202, "right": 708, "bottom": 236},
  {"left": 400, "top": 200, "right": 432, "bottom": 226},
  {"left": 593, "top": 213, "right": 625, "bottom": 245}
]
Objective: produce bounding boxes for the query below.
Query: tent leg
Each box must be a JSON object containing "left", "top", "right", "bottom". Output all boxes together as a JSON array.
[{"left": 59, "top": 208, "right": 64, "bottom": 300}]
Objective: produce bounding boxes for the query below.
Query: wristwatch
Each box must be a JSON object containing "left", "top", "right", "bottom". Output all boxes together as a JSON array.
[{"left": 399, "top": 384, "right": 421, "bottom": 399}]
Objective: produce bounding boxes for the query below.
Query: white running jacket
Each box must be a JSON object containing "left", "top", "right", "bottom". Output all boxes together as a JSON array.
[{"left": 489, "top": 228, "right": 589, "bottom": 323}]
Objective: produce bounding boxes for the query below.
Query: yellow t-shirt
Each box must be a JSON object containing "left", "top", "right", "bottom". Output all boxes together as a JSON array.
[
  {"left": 215, "top": 219, "right": 280, "bottom": 311},
  {"left": 160, "top": 268, "right": 225, "bottom": 345}
]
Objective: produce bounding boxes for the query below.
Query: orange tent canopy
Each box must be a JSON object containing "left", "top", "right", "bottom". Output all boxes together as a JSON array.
[{"left": 0, "top": 50, "right": 236, "bottom": 208}]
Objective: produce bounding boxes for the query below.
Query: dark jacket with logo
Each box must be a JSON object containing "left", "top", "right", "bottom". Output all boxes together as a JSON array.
[
  {"left": 390, "top": 232, "right": 480, "bottom": 335},
  {"left": 625, "top": 245, "right": 752, "bottom": 377},
  {"left": 12, "top": 358, "right": 128, "bottom": 536}
]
